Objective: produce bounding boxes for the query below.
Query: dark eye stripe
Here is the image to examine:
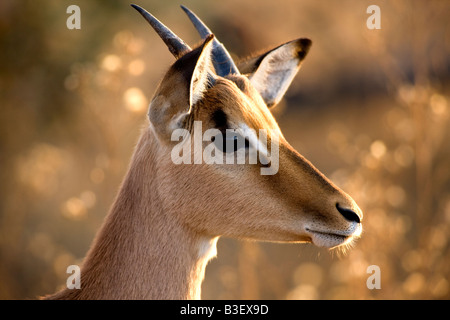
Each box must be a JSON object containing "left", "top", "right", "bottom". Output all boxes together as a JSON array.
[
  {"left": 211, "top": 109, "right": 228, "bottom": 131},
  {"left": 210, "top": 109, "right": 250, "bottom": 153}
]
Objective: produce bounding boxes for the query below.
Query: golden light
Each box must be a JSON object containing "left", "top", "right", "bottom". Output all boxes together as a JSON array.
[
  {"left": 16, "top": 143, "right": 67, "bottom": 196},
  {"left": 62, "top": 197, "right": 87, "bottom": 220},
  {"left": 123, "top": 87, "right": 147, "bottom": 113},
  {"left": 286, "top": 284, "right": 319, "bottom": 300},
  {"left": 402, "top": 272, "right": 425, "bottom": 295},
  {"left": 80, "top": 190, "right": 96, "bottom": 209},
  {"left": 293, "top": 263, "right": 323, "bottom": 287},
  {"left": 128, "top": 59, "right": 145, "bottom": 76},
  {"left": 385, "top": 185, "right": 406, "bottom": 207},
  {"left": 101, "top": 54, "right": 122, "bottom": 72},
  {"left": 370, "top": 140, "right": 387, "bottom": 159},
  {"left": 393, "top": 144, "right": 414, "bottom": 167},
  {"left": 90, "top": 167, "right": 105, "bottom": 184},
  {"left": 430, "top": 93, "right": 447, "bottom": 116}
]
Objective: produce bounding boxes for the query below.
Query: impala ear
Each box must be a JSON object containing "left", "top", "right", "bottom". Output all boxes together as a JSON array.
[
  {"left": 188, "top": 35, "right": 215, "bottom": 109},
  {"left": 148, "top": 35, "right": 215, "bottom": 141},
  {"left": 239, "top": 38, "right": 312, "bottom": 108}
]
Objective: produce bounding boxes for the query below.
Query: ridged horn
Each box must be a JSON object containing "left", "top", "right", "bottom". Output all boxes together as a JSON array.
[
  {"left": 131, "top": 4, "right": 191, "bottom": 59},
  {"left": 180, "top": 5, "right": 240, "bottom": 76}
]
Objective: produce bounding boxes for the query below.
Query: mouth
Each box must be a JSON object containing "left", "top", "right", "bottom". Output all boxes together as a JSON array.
[{"left": 305, "top": 224, "right": 362, "bottom": 249}]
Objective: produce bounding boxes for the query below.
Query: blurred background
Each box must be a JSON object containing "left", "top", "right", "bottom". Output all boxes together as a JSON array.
[{"left": 0, "top": 0, "right": 449, "bottom": 299}]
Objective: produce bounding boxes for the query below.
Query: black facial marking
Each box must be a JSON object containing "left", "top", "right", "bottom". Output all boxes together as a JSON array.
[
  {"left": 210, "top": 109, "right": 250, "bottom": 153},
  {"left": 211, "top": 109, "right": 228, "bottom": 131}
]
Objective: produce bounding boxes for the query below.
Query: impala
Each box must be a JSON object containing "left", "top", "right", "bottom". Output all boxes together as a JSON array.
[{"left": 45, "top": 4, "right": 362, "bottom": 300}]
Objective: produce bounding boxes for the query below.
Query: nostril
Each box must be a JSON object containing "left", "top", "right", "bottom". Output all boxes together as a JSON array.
[{"left": 336, "top": 203, "right": 361, "bottom": 223}]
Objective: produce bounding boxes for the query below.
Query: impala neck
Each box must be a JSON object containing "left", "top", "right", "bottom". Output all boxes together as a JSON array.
[{"left": 51, "top": 129, "right": 217, "bottom": 300}]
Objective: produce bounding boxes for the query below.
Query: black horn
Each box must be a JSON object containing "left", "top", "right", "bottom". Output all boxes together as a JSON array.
[
  {"left": 131, "top": 4, "right": 191, "bottom": 59},
  {"left": 180, "top": 5, "right": 240, "bottom": 76}
]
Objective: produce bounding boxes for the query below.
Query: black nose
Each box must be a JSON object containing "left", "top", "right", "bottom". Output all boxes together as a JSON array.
[{"left": 336, "top": 203, "right": 361, "bottom": 223}]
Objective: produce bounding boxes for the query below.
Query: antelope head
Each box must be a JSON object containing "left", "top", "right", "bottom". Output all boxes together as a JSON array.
[{"left": 131, "top": 4, "right": 362, "bottom": 250}]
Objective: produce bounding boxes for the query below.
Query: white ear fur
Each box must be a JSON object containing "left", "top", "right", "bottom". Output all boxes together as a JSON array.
[
  {"left": 147, "top": 37, "right": 215, "bottom": 141},
  {"left": 246, "top": 39, "right": 311, "bottom": 107},
  {"left": 189, "top": 36, "right": 214, "bottom": 111}
]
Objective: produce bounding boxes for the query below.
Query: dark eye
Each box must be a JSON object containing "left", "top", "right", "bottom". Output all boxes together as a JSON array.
[{"left": 212, "top": 132, "right": 250, "bottom": 153}]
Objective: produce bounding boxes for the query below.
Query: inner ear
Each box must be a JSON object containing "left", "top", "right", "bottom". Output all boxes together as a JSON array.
[
  {"left": 148, "top": 36, "right": 215, "bottom": 141},
  {"left": 239, "top": 38, "right": 311, "bottom": 108},
  {"left": 168, "top": 34, "right": 215, "bottom": 113},
  {"left": 189, "top": 35, "right": 215, "bottom": 110}
]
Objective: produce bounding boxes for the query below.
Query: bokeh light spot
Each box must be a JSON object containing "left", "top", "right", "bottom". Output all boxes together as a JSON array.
[{"left": 123, "top": 87, "right": 147, "bottom": 113}]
